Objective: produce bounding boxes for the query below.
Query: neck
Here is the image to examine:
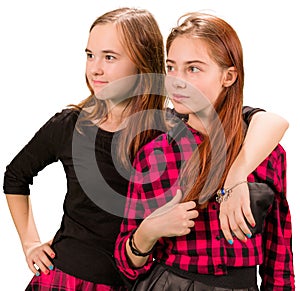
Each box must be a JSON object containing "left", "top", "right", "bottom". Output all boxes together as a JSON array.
[
  {"left": 100, "top": 99, "right": 130, "bottom": 132},
  {"left": 187, "top": 113, "right": 209, "bottom": 134}
]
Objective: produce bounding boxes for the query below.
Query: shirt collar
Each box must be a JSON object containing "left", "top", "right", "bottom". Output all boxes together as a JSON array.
[{"left": 167, "top": 120, "right": 203, "bottom": 144}]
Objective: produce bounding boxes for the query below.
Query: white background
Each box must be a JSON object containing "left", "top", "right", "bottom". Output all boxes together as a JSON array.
[{"left": 0, "top": 0, "right": 298, "bottom": 289}]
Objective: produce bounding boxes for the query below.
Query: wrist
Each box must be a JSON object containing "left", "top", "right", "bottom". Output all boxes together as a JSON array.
[
  {"left": 139, "top": 219, "right": 160, "bottom": 243},
  {"left": 22, "top": 240, "right": 41, "bottom": 253},
  {"left": 130, "top": 222, "right": 157, "bottom": 254},
  {"left": 216, "top": 180, "right": 248, "bottom": 203},
  {"left": 129, "top": 228, "right": 155, "bottom": 257},
  {"left": 224, "top": 168, "right": 248, "bottom": 188}
]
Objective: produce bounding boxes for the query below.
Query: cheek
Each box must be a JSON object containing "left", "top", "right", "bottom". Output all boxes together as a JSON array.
[
  {"left": 120, "top": 61, "right": 138, "bottom": 77},
  {"left": 164, "top": 77, "right": 172, "bottom": 94},
  {"left": 199, "top": 78, "right": 223, "bottom": 103},
  {"left": 85, "top": 62, "right": 92, "bottom": 77}
]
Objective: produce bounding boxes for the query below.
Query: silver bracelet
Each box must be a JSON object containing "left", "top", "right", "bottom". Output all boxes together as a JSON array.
[{"left": 215, "top": 180, "right": 247, "bottom": 203}]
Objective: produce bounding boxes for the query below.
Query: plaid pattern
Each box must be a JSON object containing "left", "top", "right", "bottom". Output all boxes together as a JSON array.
[
  {"left": 25, "top": 267, "right": 128, "bottom": 291},
  {"left": 115, "top": 122, "right": 295, "bottom": 290}
]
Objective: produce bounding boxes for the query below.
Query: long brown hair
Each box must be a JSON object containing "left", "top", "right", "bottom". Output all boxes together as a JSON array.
[
  {"left": 166, "top": 13, "right": 245, "bottom": 204},
  {"left": 72, "top": 7, "right": 167, "bottom": 169}
]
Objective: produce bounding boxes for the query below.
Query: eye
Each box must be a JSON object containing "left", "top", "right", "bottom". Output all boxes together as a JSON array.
[
  {"left": 166, "top": 65, "right": 175, "bottom": 72},
  {"left": 105, "top": 55, "right": 116, "bottom": 61},
  {"left": 86, "top": 52, "right": 94, "bottom": 59},
  {"left": 188, "top": 66, "right": 200, "bottom": 73}
]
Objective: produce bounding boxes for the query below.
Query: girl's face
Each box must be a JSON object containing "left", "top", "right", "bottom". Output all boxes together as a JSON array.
[
  {"left": 85, "top": 23, "right": 138, "bottom": 101},
  {"left": 166, "top": 36, "right": 227, "bottom": 116}
]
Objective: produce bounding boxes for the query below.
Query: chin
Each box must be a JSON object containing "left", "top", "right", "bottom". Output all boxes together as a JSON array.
[{"left": 172, "top": 104, "right": 192, "bottom": 116}]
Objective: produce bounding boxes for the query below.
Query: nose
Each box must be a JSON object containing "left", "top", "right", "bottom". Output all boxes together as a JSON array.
[
  {"left": 90, "top": 58, "right": 104, "bottom": 76},
  {"left": 172, "top": 77, "right": 186, "bottom": 89}
]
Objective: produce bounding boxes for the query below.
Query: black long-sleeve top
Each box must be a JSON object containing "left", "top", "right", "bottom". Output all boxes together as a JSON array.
[{"left": 3, "top": 108, "right": 128, "bottom": 285}]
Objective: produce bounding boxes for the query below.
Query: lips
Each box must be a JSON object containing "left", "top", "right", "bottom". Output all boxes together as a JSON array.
[
  {"left": 93, "top": 80, "right": 108, "bottom": 86},
  {"left": 171, "top": 93, "right": 189, "bottom": 102}
]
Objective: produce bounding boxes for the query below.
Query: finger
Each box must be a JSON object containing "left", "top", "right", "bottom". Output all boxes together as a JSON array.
[
  {"left": 39, "top": 253, "right": 54, "bottom": 273},
  {"left": 187, "top": 219, "right": 195, "bottom": 228},
  {"left": 186, "top": 209, "right": 199, "bottom": 220},
  {"left": 31, "top": 258, "right": 47, "bottom": 275},
  {"left": 233, "top": 205, "right": 253, "bottom": 239},
  {"left": 219, "top": 213, "right": 234, "bottom": 244},
  {"left": 43, "top": 245, "right": 56, "bottom": 260},
  {"left": 242, "top": 204, "right": 256, "bottom": 229},
  {"left": 176, "top": 223, "right": 193, "bottom": 236},
  {"left": 181, "top": 200, "right": 197, "bottom": 211},
  {"left": 236, "top": 214, "right": 253, "bottom": 239},
  {"left": 229, "top": 213, "right": 247, "bottom": 241},
  {"left": 28, "top": 261, "right": 40, "bottom": 276},
  {"left": 183, "top": 227, "right": 192, "bottom": 235},
  {"left": 33, "top": 255, "right": 50, "bottom": 275}
]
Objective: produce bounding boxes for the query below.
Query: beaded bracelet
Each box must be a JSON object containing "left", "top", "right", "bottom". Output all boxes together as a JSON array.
[
  {"left": 215, "top": 180, "right": 247, "bottom": 203},
  {"left": 129, "top": 228, "right": 154, "bottom": 257}
]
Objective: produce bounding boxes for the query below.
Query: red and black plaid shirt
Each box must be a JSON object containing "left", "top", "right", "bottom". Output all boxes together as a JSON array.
[{"left": 115, "top": 121, "right": 295, "bottom": 290}]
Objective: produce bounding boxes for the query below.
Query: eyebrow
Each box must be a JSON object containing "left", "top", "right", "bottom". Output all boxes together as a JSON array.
[
  {"left": 85, "top": 48, "right": 121, "bottom": 56},
  {"left": 166, "top": 59, "right": 207, "bottom": 65}
]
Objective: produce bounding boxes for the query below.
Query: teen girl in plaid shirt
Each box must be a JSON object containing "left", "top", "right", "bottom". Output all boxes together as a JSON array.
[{"left": 115, "top": 12, "right": 295, "bottom": 290}]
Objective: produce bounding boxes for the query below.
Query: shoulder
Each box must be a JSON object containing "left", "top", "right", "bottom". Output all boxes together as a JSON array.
[
  {"left": 242, "top": 105, "right": 265, "bottom": 125},
  {"left": 135, "top": 132, "right": 169, "bottom": 162},
  {"left": 134, "top": 122, "right": 201, "bottom": 168},
  {"left": 45, "top": 108, "right": 80, "bottom": 127},
  {"left": 35, "top": 108, "right": 80, "bottom": 144},
  {"left": 41, "top": 108, "right": 80, "bottom": 133}
]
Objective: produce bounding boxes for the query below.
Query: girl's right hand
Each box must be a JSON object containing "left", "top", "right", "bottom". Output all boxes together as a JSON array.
[
  {"left": 24, "top": 241, "right": 55, "bottom": 276},
  {"left": 142, "top": 189, "right": 199, "bottom": 240}
]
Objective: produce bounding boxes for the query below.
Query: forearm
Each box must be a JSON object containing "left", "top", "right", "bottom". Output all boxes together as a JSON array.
[
  {"left": 260, "top": 197, "right": 295, "bottom": 290},
  {"left": 225, "top": 111, "right": 288, "bottom": 186},
  {"left": 6, "top": 194, "right": 41, "bottom": 252}
]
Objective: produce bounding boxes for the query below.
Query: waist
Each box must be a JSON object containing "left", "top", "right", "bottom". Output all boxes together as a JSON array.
[
  {"left": 52, "top": 238, "right": 124, "bottom": 285},
  {"left": 162, "top": 263, "right": 257, "bottom": 288},
  {"left": 161, "top": 234, "right": 264, "bottom": 271}
]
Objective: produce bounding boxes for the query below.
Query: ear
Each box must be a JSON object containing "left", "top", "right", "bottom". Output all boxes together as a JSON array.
[{"left": 222, "top": 66, "right": 237, "bottom": 87}]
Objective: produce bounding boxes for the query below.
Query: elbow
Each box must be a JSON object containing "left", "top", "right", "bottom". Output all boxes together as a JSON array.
[
  {"left": 272, "top": 113, "right": 289, "bottom": 134},
  {"left": 253, "top": 111, "right": 289, "bottom": 135},
  {"left": 282, "top": 117, "right": 289, "bottom": 132}
]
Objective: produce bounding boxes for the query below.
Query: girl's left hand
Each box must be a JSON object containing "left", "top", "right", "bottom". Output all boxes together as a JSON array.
[{"left": 219, "top": 182, "right": 255, "bottom": 244}]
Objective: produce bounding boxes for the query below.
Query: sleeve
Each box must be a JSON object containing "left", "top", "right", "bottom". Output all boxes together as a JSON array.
[
  {"left": 114, "top": 147, "right": 157, "bottom": 280},
  {"left": 242, "top": 105, "right": 265, "bottom": 126},
  {"left": 257, "top": 146, "right": 295, "bottom": 290},
  {"left": 3, "top": 109, "right": 71, "bottom": 195}
]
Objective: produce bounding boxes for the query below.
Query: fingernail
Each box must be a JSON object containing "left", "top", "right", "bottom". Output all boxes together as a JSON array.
[
  {"left": 50, "top": 253, "right": 55, "bottom": 258},
  {"left": 227, "top": 239, "right": 234, "bottom": 245},
  {"left": 49, "top": 265, "right": 54, "bottom": 271},
  {"left": 246, "top": 233, "right": 252, "bottom": 238},
  {"left": 35, "top": 272, "right": 40, "bottom": 277},
  {"left": 44, "top": 270, "right": 49, "bottom": 275}
]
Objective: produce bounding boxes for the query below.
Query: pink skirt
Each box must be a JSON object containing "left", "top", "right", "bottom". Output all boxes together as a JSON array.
[{"left": 25, "top": 267, "right": 128, "bottom": 291}]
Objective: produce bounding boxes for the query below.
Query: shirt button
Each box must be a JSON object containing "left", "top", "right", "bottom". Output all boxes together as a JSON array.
[
  {"left": 212, "top": 204, "right": 217, "bottom": 210},
  {"left": 216, "top": 235, "right": 220, "bottom": 240},
  {"left": 217, "top": 264, "right": 226, "bottom": 270}
]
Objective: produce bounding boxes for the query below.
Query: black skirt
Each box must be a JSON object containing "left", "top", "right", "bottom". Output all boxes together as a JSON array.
[{"left": 132, "top": 263, "right": 258, "bottom": 291}]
